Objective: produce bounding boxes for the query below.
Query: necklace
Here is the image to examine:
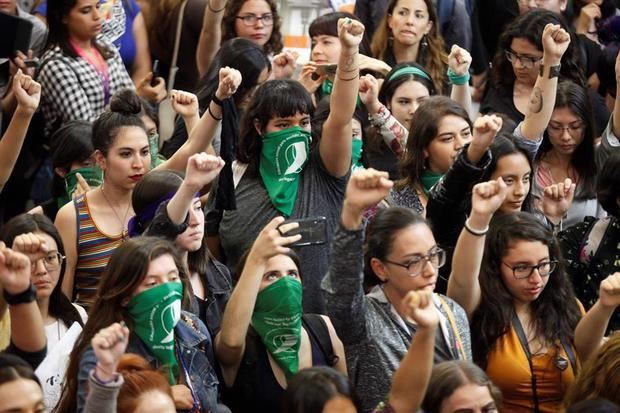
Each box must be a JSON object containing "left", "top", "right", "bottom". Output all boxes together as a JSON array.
[{"left": 100, "top": 186, "right": 131, "bottom": 239}]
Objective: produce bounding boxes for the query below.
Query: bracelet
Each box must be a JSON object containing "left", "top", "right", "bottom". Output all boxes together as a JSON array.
[
  {"left": 207, "top": 1, "right": 226, "bottom": 13},
  {"left": 206, "top": 106, "right": 222, "bottom": 121},
  {"left": 2, "top": 282, "right": 37, "bottom": 305},
  {"left": 211, "top": 94, "right": 224, "bottom": 107},
  {"left": 338, "top": 74, "right": 359, "bottom": 81},
  {"left": 464, "top": 218, "right": 488, "bottom": 236},
  {"left": 339, "top": 65, "right": 360, "bottom": 73},
  {"left": 447, "top": 68, "right": 470, "bottom": 86},
  {"left": 539, "top": 63, "right": 561, "bottom": 79},
  {"left": 92, "top": 369, "right": 118, "bottom": 386}
]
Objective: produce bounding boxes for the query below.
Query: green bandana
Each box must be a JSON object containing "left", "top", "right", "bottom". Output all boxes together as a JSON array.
[
  {"left": 148, "top": 133, "right": 166, "bottom": 169},
  {"left": 251, "top": 276, "right": 303, "bottom": 379},
  {"left": 321, "top": 79, "right": 362, "bottom": 106},
  {"left": 259, "top": 126, "right": 311, "bottom": 216},
  {"left": 421, "top": 169, "right": 443, "bottom": 195},
  {"left": 127, "top": 282, "right": 183, "bottom": 384},
  {"left": 58, "top": 166, "right": 104, "bottom": 208},
  {"left": 351, "top": 137, "right": 364, "bottom": 171}
]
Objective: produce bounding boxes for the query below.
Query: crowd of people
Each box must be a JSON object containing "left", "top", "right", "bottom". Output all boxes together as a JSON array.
[{"left": 1, "top": 0, "right": 620, "bottom": 412}]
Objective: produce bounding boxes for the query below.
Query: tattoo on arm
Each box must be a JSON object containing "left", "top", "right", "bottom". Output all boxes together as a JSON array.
[{"left": 529, "top": 87, "right": 543, "bottom": 114}]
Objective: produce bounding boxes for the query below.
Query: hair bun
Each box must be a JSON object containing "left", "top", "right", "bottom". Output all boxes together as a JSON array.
[{"left": 109, "top": 89, "right": 142, "bottom": 116}]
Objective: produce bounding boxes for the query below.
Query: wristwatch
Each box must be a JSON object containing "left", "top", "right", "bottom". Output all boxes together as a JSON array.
[
  {"left": 3, "top": 282, "right": 37, "bottom": 305},
  {"left": 540, "top": 63, "right": 561, "bottom": 79}
]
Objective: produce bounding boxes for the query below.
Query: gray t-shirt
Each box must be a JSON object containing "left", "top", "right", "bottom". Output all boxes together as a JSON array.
[{"left": 209, "top": 148, "right": 349, "bottom": 314}]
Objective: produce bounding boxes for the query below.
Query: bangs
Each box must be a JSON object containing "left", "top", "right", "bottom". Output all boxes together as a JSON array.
[{"left": 260, "top": 80, "right": 314, "bottom": 120}]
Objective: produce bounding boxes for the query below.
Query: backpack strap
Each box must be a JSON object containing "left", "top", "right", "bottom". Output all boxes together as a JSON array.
[{"left": 302, "top": 314, "right": 339, "bottom": 367}]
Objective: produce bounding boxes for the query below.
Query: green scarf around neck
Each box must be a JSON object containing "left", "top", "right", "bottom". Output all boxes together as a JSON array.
[
  {"left": 251, "top": 276, "right": 303, "bottom": 379},
  {"left": 259, "top": 126, "right": 311, "bottom": 216},
  {"left": 421, "top": 170, "right": 443, "bottom": 195}
]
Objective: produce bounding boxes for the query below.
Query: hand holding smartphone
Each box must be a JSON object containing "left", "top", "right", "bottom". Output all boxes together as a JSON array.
[{"left": 280, "top": 216, "right": 327, "bottom": 247}]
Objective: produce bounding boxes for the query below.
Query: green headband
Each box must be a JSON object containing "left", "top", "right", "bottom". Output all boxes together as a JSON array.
[{"left": 388, "top": 66, "right": 432, "bottom": 82}]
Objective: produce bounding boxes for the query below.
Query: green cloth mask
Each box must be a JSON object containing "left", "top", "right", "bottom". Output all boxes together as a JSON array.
[
  {"left": 321, "top": 79, "right": 362, "bottom": 106},
  {"left": 127, "top": 282, "right": 183, "bottom": 384},
  {"left": 251, "top": 276, "right": 303, "bottom": 379},
  {"left": 58, "top": 166, "right": 103, "bottom": 208},
  {"left": 421, "top": 169, "right": 443, "bottom": 195},
  {"left": 351, "top": 137, "right": 363, "bottom": 171},
  {"left": 148, "top": 133, "right": 165, "bottom": 169},
  {"left": 259, "top": 126, "right": 311, "bottom": 216}
]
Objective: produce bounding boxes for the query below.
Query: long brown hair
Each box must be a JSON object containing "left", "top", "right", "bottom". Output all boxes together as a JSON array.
[
  {"left": 221, "top": 0, "right": 283, "bottom": 56},
  {"left": 55, "top": 237, "right": 191, "bottom": 413},
  {"left": 563, "top": 332, "right": 620, "bottom": 406},
  {"left": 141, "top": 0, "right": 184, "bottom": 62},
  {"left": 370, "top": 0, "right": 447, "bottom": 92}
]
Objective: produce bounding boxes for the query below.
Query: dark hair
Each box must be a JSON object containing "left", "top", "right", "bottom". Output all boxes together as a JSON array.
[
  {"left": 92, "top": 89, "right": 147, "bottom": 156},
  {"left": 236, "top": 79, "right": 314, "bottom": 171},
  {"left": 235, "top": 248, "right": 301, "bottom": 285},
  {"left": 282, "top": 366, "right": 360, "bottom": 413},
  {"left": 195, "top": 38, "right": 272, "bottom": 109},
  {"left": 221, "top": 0, "right": 283, "bottom": 56},
  {"left": 132, "top": 169, "right": 213, "bottom": 275},
  {"left": 379, "top": 62, "right": 436, "bottom": 105},
  {"left": 563, "top": 332, "right": 620, "bottom": 407},
  {"left": 537, "top": 80, "right": 597, "bottom": 199},
  {"left": 371, "top": 0, "right": 447, "bottom": 91},
  {"left": 309, "top": 12, "right": 371, "bottom": 56},
  {"left": 480, "top": 133, "right": 536, "bottom": 213},
  {"left": 116, "top": 354, "right": 174, "bottom": 413},
  {"left": 49, "top": 120, "right": 95, "bottom": 199},
  {"left": 0, "top": 353, "right": 41, "bottom": 386},
  {"left": 45, "top": 0, "right": 113, "bottom": 58},
  {"left": 596, "top": 152, "right": 620, "bottom": 216},
  {"left": 471, "top": 212, "right": 581, "bottom": 368},
  {"left": 0, "top": 213, "right": 84, "bottom": 329},
  {"left": 364, "top": 207, "right": 429, "bottom": 287},
  {"left": 312, "top": 95, "right": 366, "bottom": 142},
  {"left": 396, "top": 96, "right": 472, "bottom": 191},
  {"left": 422, "top": 361, "right": 502, "bottom": 413},
  {"left": 491, "top": 9, "right": 585, "bottom": 92},
  {"left": 566, "top": 399, "right": 620, "bottom": 413},
  {"left": 56, "top": 237, "right": 191, "bottom": 412}
]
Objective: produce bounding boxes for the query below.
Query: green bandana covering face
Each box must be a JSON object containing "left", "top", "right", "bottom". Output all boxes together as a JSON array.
[
  {"left": 127, "top": 281, "right": 183, "bottom": 384},
  {"left": 259, "top": 126, "right": 311, "bottom": 216},
  {"left": 58, "top": 166, "right": 104, "bottom": 208},
  {"left": 251, "top": 276, "right": 303, "bottom": 379},
  {"left": 421, "top": 169, "right": 443, "bottom": 195},
  {"left": 351, "top": 137, "right": 364, "bottom": 171},
  {"left": 321, "top": 79, "right": 362, "bottom": 106}
]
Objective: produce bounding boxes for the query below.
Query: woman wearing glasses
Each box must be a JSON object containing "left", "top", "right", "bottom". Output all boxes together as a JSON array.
[
  {"left": 1, "top": 213, "right": 87, "bottom": 410},
  {"left": 322, "top": 169, "right": 471, "bottom": 413},
  {"left": 448, "top": 178, "right": 620, "bottom": 413},
  {"left": 197, "top": 0, "right": 282, "bottom": 77}
]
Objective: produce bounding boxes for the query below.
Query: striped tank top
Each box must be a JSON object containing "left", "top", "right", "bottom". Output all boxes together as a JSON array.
[{"left": 74, "top": 194, "right": 125, "bottom": 309}]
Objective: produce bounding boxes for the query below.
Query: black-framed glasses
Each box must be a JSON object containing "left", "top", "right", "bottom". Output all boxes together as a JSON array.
[
  {"left": 235, "top": 13, "right": 274, "bottom": 26},
  {"left": 383, "top": 247, "right": 446, "bottom": 277},
  {"left": 31, "top": 252, "right": 65, "bottom": 272},
  {"left": 502, "top": 261, "right": 557, "bottom": 279},
  {"left": 504, "top": 49, "right": 543, "bottom": 69},
  {"left": 547, "top": 122, "right": 584, "bottom": 138}
]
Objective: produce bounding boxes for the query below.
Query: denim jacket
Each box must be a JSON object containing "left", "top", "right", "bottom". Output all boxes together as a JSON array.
[{"left": 76, "top": 311, "right": 220, "bottom": 412}]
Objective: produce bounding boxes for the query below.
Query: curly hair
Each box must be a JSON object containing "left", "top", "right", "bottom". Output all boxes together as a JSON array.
[
  {"left": 221, "top": 0, "right": 283, "bottom": 56},
  {"left": 371, "top": 0, "right": 447, "bottom": 92},
  {"left": 490, "top": 9, "right": 585, "bottom": 93},
  {"left": 471, "top": 212, "right": 582, "bottom": 369}
]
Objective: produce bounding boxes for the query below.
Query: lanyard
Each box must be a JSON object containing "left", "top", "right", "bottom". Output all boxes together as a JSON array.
[
  {"left": 175, "top": 344, "right": 201, "bottom": 413},
  {"left": 70, "top": 39, "right": 111, "bottom": 104},
  {"left": 511, "top": 313, "right": 541, "bottom": 413}
]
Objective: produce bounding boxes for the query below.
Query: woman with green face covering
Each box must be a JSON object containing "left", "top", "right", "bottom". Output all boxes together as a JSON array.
[
  {"left": 56, "top": 236, "right": 225, "bottom": 413},
  {"left": 215, "top": 216, "right": 347, "bottom": 412}
]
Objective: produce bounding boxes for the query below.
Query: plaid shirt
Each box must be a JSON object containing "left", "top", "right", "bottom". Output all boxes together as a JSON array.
[{"left": 38, "top": 42, "right": 134, "bottom": 137}]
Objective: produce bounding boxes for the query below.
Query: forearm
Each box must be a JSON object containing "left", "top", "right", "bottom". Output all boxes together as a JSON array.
[
  {"left": 0, "top": 108, "right": 34, "bottom": 190},
  {"left": 9, "top": 301, "right": 46, "bottom": 352},
  {"left": 520, "top": 56, "right": 561, "bottom": 141},
  {"left": 167, "top": 182, "right": 198, "bottom": 224},
  {"left": 450, "top": 83, "right": 473, "bottom": 120},
  {"left": 388, "top": 326, "right": 436, "bottom": 413},
  {"left": 447, "top": 211, "right": 489, "bottom": 318},
  {"left": 369, "top": 103, "right": 408, "bottom": 156},
  {"left": 574, "top": 300, "right": 614, "bottom": 362},
  {"left": 196, "top": 0, "right": 226, "bottom": 78},
  {"left": 613, "top": 83, "right": 620, "bottom": 137},
  {"left": 182, "top": 113, "right": 200, "bottom": 137}
]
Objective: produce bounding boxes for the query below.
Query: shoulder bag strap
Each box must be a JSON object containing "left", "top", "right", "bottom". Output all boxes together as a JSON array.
[
  {"left": 559, "top": 335, "right": 579, "bottom": 376},
  {"left": 302, "top": 314, "right": 338, "bottom": 367},
  {"left": 512, "top": 312, "right": 540, "bottom": 413},
  {"left": 436, "top": 294, "right": 467, "bottom": 361},
  {"left": 167, "top": 0, "right": 187, "bottom": 92}
]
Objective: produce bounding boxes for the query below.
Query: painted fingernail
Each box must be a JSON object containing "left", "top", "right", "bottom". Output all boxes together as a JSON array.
[{"left": 346, "top": 18, "right": 351, "bottom": 23}]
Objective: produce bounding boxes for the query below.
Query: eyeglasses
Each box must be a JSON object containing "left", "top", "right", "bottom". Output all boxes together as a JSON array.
[
  {"left": 383, "top": 247, "right": 446, "bottom": 276},
  {"left": 502, "top": 261, "right": 557, "bottom": 279},
  {"left": 504, "top": 49, "right": 543, "bottom": 69},
  {"left": 547, "top": 122, "right": 584, "bottom": 138},
  {"left": 235, "top": 13, "right": 274, "bottom": 27},
  {"left": 31, "top": 252, "right": 65, "bottom": 272}
]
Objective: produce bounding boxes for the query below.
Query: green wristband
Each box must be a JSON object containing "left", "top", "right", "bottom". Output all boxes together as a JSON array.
[{"left": 447, "top": 68, "right": 471, "bottom": 86}]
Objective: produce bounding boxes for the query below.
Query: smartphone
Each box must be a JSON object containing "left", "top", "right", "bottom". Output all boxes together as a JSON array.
[
  {"left": 313, "top": 64, "right": 337, "bottom": 81},
  {"left": 151, "top": 59, "right": 160, "bottom": 86},
  {"left": 281, "top": 216, "right": 327, "bottom": 247},
  {"left": 23, "top": 58, "right": 39, "bottom": 68}
]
